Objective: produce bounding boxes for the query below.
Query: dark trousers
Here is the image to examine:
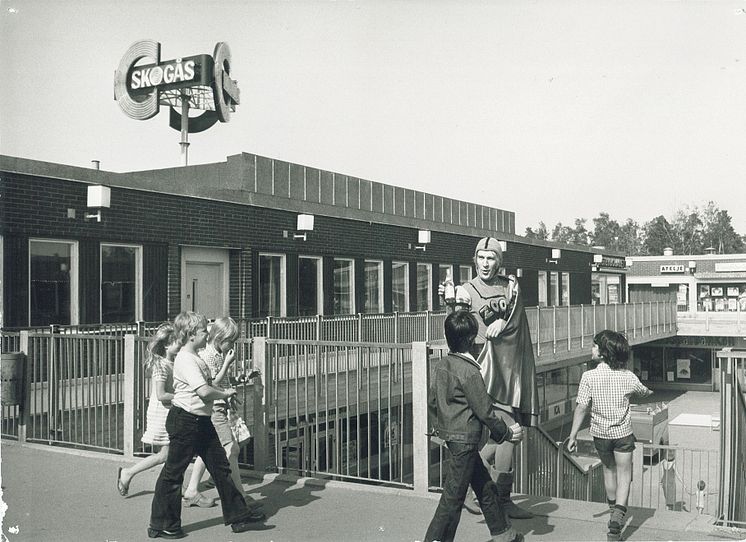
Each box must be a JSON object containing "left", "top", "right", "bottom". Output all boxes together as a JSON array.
[
  {"left": 149, "top": 406, "right": 251, "bottom": 532},
  {"left": 425, "top": 441, "right": 510, "bottom": 542}
]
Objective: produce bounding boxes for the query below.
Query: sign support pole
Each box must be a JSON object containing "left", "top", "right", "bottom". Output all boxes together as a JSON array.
[{"left": 180, "top": 90, "right": 190, "bottom": 166}]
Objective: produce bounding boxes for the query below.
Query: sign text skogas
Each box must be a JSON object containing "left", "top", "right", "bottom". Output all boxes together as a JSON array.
[{"left": 129, "top": 56, "right": 206, "bottom": 91}]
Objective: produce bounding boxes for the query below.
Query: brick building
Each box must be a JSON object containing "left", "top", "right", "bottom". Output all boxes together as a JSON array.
[{"left": 1, "top": 153, "right": 625, "bottom": 329}]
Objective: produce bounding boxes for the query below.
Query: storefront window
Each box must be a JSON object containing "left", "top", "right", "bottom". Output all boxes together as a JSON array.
[
  {"left": 333, "top": 258, "right": 354, "bottom": 315},
  {"left": 538, "top": 271, "right": 548, "bottom": 307},
  {"left": 637, "top": 346, "right": 665, "bottom": 382},
  {"left": 697, "top": 283, "right": 746, "bottom": 312},
  {"left": 561, "top": 272, "right": 570, "bottom": 306},
  {"left": 298, "top": 256, "right": 322, "bottom": 316},
  {"left": 363, "top": 260, "right": 383, "bottom": 313},
  {"left": 259, "top": 253, "right": 286, "bottom": 317},
  {"left": 550, "top": 271, "right": 559, "bottom": 306},
  {"left": 416, "top": 263, "right": 432, "bottom": 311},
  {"left": 544, "top": 367, "right": 567, "bottom": 406},
  {"left": 459, "top": 265, "right": 473, "bottom": 283},
  {"left": 101, "top": 244, "right": 140, "bottom": 323},
  {"left": 391, "top": 261, "right": 409, "bottom": 312},
  {"left": 30, "top": 240, "right": 76, "bottom": 326}
]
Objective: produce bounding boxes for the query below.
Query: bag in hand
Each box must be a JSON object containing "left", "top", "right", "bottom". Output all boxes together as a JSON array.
[{"left": 229, "top": 409, "right": 252, "bottom": 447}]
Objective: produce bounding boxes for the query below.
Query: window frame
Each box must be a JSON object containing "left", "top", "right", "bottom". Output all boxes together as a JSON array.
[
  {"left": 28, "top": 238, "right": 80, "bottom": 326},
  {"left": 538, "top": 270, "right": 548, "bottom": 307},
  {"left": 100, "top": 242, "right": 143, "bottom": 323},
  {"left": 333, "top": 257, "right": 356, "bottom": 315},
  {"left": 391, "top": 261, "right": 410, "bottom": 313},
  {"left": 298, "top": 255, "right": 323, "bottom": 316},
  {"left": 416, "top": 262, "right": 433, "bottom": 312},
  {"left": 363, "top": 259, "right": 384, "bottom": 313},
  {"left": 258, "top": 252, "right": 287, "bottom": 317}
]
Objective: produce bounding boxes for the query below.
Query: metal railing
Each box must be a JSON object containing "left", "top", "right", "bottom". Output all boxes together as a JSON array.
[
  {"left": 251, "top": 337, "right": 412, "bottom": 487},
  {"left": 716, "top": 349, "right": 746, "bottom": 528}
]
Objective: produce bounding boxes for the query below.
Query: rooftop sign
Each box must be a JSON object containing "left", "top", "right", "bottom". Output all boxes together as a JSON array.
[{"left": 114, "top": 40, "right": 240, "bottom": 164}]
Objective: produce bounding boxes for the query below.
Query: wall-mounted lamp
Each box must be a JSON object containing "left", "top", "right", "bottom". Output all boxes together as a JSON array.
[
  {"left": 499, "top": 240, "right": 507, "bottom": 253},
  {"left": 593, "top": 254, "right": 603, "bottom": 264},
  {"left": 516, "top": 268, "right": 523, "bottom": 278},
  {"left": 284, "top": 213, "right": 315, "bottom": 241},
  {"left": 688, "top": 260, "right": 697, "bottom": 273},
  {"left": 625, "top": 257, "right": 633, "bottom": 268},
  {"left": 546, "top": 248, "right": 561, "bottom": 264},
  {"left": 409, "top": 229, "right": 431, "bottom": 251},
  {"left": 85, "top": 185, "right": 111, "bottom": 222}
]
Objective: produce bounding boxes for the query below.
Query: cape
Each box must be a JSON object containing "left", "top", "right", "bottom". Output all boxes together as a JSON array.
[{"left": 467, "top": 276, "right": 540, "bottom": 427}]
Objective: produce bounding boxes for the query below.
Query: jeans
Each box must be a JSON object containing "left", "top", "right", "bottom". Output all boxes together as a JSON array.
[
  {"left": 424, "top": 441, "right": 510, "bottom": 542},
  {"left": 149, "top": 407, "right": 252, "bottom": 532}
]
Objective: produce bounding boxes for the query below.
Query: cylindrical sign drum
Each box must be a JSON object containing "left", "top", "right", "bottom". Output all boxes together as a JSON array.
[{"left": 1, "top": 352, "right": 26, "bottom": 406}]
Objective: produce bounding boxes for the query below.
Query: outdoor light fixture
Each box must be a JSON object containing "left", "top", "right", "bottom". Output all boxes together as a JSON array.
[
  {"left": 499, "top": 240, "right": 507, "bottom": 253},
  {"left": 625, "top": 257, "right": 633, "bottom": 268},
  {"left": 85, "top": 185, "right": 111, "bottom": 222},
  {"left": 688, "top": 260, "right": 697, "bottom": 273},
  {"left": 516, "top": 268, "right": 523, "bottom": 278},
  {"left": 593, "top": 254, "right": 603, "bottom": 264},
  {"left": 546, "top": 248, "right": 561, "bottom": 264},
  {"left": 409, "top": 229, "right": 431, "bottom": 251},
  {"left": 285, "top": 213, "right": 315, "bottom": 241}
]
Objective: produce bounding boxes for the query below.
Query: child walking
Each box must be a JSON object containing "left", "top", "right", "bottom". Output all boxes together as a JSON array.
[
  {"left": 117, "top": 323, "right": 216, "bottom": 503},
  {"left": 424, "top": 310, "right": 524, "bottom": 542},
  {"left": 567, "top": 330, "right": 652, "bottom": 539},
  {"left": 148, "top": 311, "right": 266, "bottom": 539},
  {"left": 183, "top": 317, "right": 263, "bottom": 513}
]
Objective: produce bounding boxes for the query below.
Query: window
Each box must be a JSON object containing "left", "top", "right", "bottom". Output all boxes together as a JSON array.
[
  {"left": 363, "top": 260, "right": 383, "bottom": 313},
  {"left": 550, "top": 271, "right": 559, "bottom": 306},
  {"left": 437, "top": 264, "right": 454, "bottom": 309},
  {"left": 391, "top": 261, "right": 409, "bottom": 312},
  {"left": 561, "top": 272, "right": 570, "bottom": 306},
  {"left": 101, "top": 244, "right": 141, "bottom": 323},
  {"left": 333, "top": 258, "right": 355, "bottom": 314},
  {"left": 259, "top": 253, "right": 286, "bottom": 317},
  {"left": 538, "top": 271, "right": 548, "bottom": 307},
  {"left": 416, "top": 263, "right": 432, "bottom": 311},
  {"left": 298, "top": 256, "right": 322, "bottom": 316},
  {"left": 459, "top": 265, "right": 473, "bottom": 283},
  {"left": 29, "top": 239, "right": 78, "bottom": 326}
]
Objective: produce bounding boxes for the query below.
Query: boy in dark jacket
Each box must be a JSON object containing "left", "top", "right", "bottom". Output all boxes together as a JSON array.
[{"left": 424, "top": 310, "right": 524, "bottom": 542}]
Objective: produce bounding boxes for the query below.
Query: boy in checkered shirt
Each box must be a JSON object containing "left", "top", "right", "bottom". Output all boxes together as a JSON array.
[{"left": 567, "top": 330, "right": 652, "bottom": 539}]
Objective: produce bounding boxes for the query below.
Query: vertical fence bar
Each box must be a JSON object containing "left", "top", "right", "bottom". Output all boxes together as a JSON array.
[
  {"left": 123, "top": 335, "right": 137, "bottom": 458},
  {"left": 252, "top": 337, "right": 271, "bottom": 471},
  {"left": 536, "top": 307, "right": 541, "bottom": 357},
  {"left": 412, "top": 341, "right": 430, "bottom": 495},
  {"left": 580, "top": 305, "right": 584, "bottom": 349},
  {"left": 19, "top": 331, "right": 30, "bottom": 444},
  {"left": 552, "top": 306, "right": 557, "bottom": 354}
]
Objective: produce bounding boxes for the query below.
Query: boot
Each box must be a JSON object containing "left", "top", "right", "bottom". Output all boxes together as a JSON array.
[
  {"left": 495, "top": 472, "right": 534, "bottom": 519},
  {"left": 491, "top": 526, "right": 524, "bottom": 542}
]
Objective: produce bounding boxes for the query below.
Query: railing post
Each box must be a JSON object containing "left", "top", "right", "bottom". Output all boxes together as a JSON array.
[
  {"left": 18, "top": 331, "right": 30, "bottom": 444},
  {"left": 412, "top": 341, "right": 430, "bottom": 495},
  {"left": 552, "top": 305, "right": 557, "bottom": 354},
  {"left": 123, "top": 334, "right": 137, "bottom": 458},
  {"left": 137, "top": 320, "right": 145, "bottom": 336},
  {"left": 592, "top": 303, "right": 596, "bottom": 337},
  {"left": 628, "top": 441, "right": 644, "bottom": 507},
  {"left": 316, "top": 314, "right": 322, "bottom": 341},
  {"left": 357, "top": 313, "right": 363, "bottom": 342},
  {"left": 252, "top": 337, "right": 272, "bottom": 471},
  {"left": 567, "top": 306, "right": 571, "bottom": 352},
  {"left": 425, "top": 312, "right": 431, "bottom": 342},
  {"left": 623, "top": 303, "right": 628, "bottom": 335},
  {"left": 656, "top": 301, "right": 660, "bottom": 334},
  {"left": 580, "top": 304, "right": 585, "bottom": 349},
  {"left": 394, "top": 312, "right": 400, "bottom": 343},
  {"left": 536, "top": 307, "right": 541, "bottom": 357},
  {"left": 555, "top": 440, "right": 563, "bottom": 498},
  {"left": 266, "top": 316, "right": 272, "bottom": 339},
  {"left": 603, "top": 303, "right": 608, "bottom": 331},
  {"left": 633, "top": 302, "right": 637, "bottom": 339}
]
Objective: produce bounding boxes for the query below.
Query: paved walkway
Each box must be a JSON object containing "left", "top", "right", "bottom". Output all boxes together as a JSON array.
[{"left": 1, "top": 440, "right": 739, "bottom": 542}]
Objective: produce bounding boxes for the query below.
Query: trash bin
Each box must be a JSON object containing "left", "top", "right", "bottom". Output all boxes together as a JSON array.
[{"left": 1, "top": 352, "right": 26, "bottom": 405}]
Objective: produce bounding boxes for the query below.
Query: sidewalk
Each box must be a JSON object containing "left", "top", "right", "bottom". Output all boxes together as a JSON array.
[{"left": 2, "top": 440, "right": 739, "bottom": 542}]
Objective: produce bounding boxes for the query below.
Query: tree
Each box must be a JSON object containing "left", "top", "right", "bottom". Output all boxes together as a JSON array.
[
  {"left": 642, "top": 215, "right": 676, "bottom": 255},
  {"left": 701, "top": 201, "right": 744, "bottom": 254},
  {"left": 618, "top": 218, "right": 643, "bottom": 256},
  {"left": 590, "top": 212, "right": 622, "bottom": 250},
  {"left": 524, "top": 221, "right": 549, "bottom": 240}
]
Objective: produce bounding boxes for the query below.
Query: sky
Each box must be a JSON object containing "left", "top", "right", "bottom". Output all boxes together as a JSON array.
[{"left": 2, "top": 0, "right": 746, "bottom": 236}]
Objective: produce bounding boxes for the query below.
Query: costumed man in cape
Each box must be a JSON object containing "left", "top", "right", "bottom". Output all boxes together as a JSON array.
[{"left": 441, "top": 237, "right": 540, "bottom": 519}]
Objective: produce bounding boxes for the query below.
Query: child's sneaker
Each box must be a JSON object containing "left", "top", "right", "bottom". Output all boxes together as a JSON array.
[{"left": 607, "top": 505, "right": 626, "bottom": 536}]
